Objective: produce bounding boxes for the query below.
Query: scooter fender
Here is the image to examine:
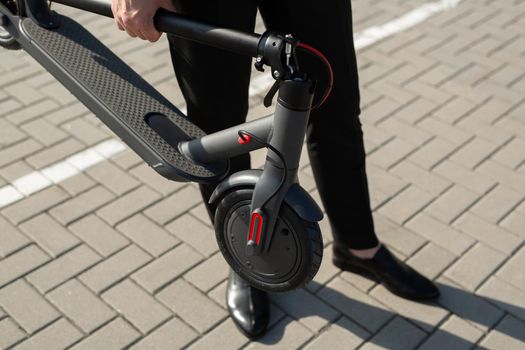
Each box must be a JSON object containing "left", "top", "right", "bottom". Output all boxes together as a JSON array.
[{"left": 209, "top": 169, "right": 324, "bottom": 222}]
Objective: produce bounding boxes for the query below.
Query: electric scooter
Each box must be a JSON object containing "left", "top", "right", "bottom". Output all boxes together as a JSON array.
[{"left": 0, "top": 0, "right": 331, "bottom": 292}]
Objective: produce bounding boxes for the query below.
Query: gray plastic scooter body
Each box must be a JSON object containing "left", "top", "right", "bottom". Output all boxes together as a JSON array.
[
  {"left": 3, "top": 10, "right": 229, "bottom": 184},
  {"left": 209, "top": 169, "right": 324, "bottom": 223}
]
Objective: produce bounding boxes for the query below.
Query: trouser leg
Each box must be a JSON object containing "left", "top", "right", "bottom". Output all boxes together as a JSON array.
[
  {"left": 168, "top": 0, "right": 259, "bottom": 223},
  {"left": 259, "top": 0, "right": 379, "bottom": 249}
]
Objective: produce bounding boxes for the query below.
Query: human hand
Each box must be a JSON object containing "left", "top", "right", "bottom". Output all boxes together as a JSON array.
[{"left": 111, "top": 0, "right": 176, "bottom": 42}]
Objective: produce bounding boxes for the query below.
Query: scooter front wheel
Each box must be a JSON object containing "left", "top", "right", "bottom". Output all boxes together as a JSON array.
[
  {"left": 0, "top": 1, "right": 21, "bottom": 50},
  {"left": 214, "top": 188, "right": 323, "bottom": 292}
]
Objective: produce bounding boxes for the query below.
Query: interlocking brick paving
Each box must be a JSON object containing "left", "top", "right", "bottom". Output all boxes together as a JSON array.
[{"left": 1, "top": 0, "right": 525, "bottom": 349}]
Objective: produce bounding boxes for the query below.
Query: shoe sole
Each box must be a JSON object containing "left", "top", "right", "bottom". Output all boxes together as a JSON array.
[{"left": 229, "top": 315, "right": 268, "bottom": 340}]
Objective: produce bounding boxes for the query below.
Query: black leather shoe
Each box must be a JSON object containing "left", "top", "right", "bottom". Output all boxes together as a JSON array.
[
  {"left": 333, "top": 243, "right": 440, "bottom": 301},
  {"left": 226, "top": 270, "right": 269, "bottom": 339}
]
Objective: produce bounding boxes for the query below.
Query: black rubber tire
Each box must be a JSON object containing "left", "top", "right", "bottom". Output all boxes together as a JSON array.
[
  {"left": 0, "top": 22, "right": 20, "bottom": 50},
  {"left": 214, "top": 188, "right": 323, "bottom": 292}
]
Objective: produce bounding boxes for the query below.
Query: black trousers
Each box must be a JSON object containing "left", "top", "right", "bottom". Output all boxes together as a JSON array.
[{"left": 168, "top": 0, "right": 379, "bottom": 249}]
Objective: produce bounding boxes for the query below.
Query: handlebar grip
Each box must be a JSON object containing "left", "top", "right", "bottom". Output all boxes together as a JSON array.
[
  {"left": 53, "top": 0, "right": 261, "bottom": 57},
  {"left": 154, "top": 9, "right": 260, "bottom": 57}
]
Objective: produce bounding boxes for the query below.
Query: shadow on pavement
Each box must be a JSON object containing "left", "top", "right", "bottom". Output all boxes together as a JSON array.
[{"left": 251, "top": 280, "right": 525, "bottom": 348}]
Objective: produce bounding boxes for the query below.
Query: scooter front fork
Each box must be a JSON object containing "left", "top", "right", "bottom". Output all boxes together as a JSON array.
[{"left": 246, "top": 78, "right": 314, "bottom": 256}]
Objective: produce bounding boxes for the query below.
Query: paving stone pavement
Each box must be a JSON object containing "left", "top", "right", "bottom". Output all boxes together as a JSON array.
[{"left": 1, "top": 0, "right": 525, "bottom": 349}]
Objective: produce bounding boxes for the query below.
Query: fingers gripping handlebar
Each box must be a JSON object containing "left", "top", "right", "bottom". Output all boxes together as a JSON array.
[{"left": 51, "top": 0, "right": 300, "bottom": 79}]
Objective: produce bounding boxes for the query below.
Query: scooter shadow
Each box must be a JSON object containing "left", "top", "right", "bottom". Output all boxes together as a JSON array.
[{"left": 250, "top": 279, "right": 525, "bottom": 348}]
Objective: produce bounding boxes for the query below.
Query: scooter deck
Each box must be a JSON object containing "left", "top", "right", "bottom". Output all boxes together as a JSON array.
[{"left": 19, "top": 14, "right": 229, "bottom": 183}]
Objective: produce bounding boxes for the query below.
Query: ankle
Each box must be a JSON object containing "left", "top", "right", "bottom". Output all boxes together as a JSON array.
[{"left": 349, "top": 243, "right": 381, "bottom": 259}]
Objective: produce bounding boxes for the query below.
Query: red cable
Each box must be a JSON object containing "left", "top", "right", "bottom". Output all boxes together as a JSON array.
[{"left": 297, "top": 42, "right": 334, "bottom": 110}]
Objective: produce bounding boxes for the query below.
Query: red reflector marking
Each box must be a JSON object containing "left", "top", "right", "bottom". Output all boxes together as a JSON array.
[
  {"left": 248, "top": 212, "right": 263, "bottom": 244},
  {"left": 238, "top": 134, "right": 251, "bottom": 144}
]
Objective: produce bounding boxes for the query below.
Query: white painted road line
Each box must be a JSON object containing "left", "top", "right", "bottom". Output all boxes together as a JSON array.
[
  {"left": 0, "top": 139, "right": 126, "bottom": 209},
  {"left": 0, "top": 0, "right": 462, "bottom": 209},
  {"left": 354, "top": 0, "right": 462, "bottom": 50}
]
